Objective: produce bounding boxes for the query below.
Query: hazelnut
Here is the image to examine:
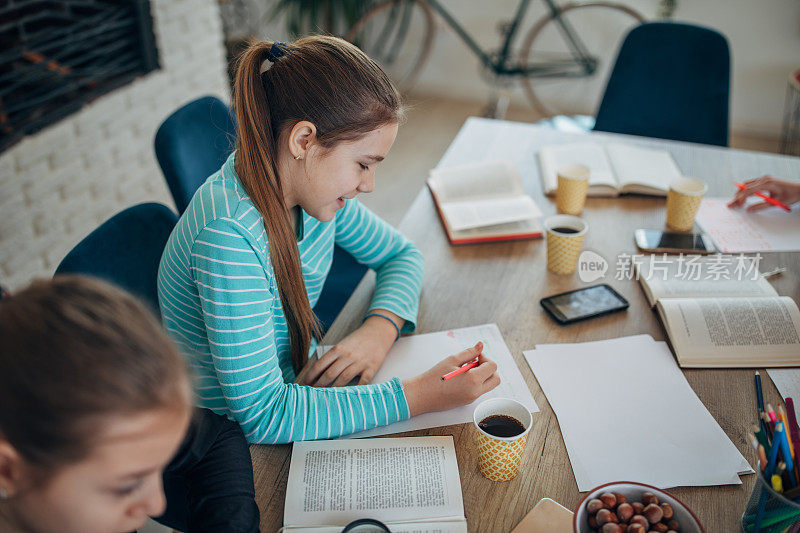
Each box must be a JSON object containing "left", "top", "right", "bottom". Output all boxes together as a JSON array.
[
  {"left": 667, "top": 519, "right": 681, "bottom": 531},
  {"left": 617, "top": 502, "right": 634, "bottom": 522},
  {"left": 601, "top": 492, "right": 618, "bottom": 508},
  {"left": 632, "top": 502, "right": 644, "bottom": 514},
  {"left": 587, "top": 498, "right": 604, "bottom": 514},
  {"left": 643, "top": 503, "right": 664, "bottom": 524},
  {"left": 628, "top": 525, "right": 646, "bottom": 533},
  {"left": 597, "top": 509, "right": 613, "bottom": 525},
  {"left": 641, "top": 492, "right": 659, "bottom": 506},
  {"left": 630, "top": 515, "right": 649, "bottom": 528},
  {"left": 602, "top": 524, "right": 622, "bottom": 533},
  {"left": 660, "top": 503, "right": 674, "bottom": 520},
  {"left": 614, "top": 492, "right": 628, "bottom": 505},
  {"left": 650, "top": 523, "right": 669, "bottom": 533}
]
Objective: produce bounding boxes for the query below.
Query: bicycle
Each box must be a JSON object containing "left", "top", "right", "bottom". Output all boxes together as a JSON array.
[{"left": 344, "top": 0, "right": 646, "bottom": 118}]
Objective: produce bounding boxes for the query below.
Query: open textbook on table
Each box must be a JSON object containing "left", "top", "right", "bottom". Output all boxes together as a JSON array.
[{"left": 283, "top": 436, "right": 467, "bottom": 532}]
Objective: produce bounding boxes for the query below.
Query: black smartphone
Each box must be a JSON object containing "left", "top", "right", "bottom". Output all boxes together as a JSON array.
[
  {"left": 540, "top": 284, "right": 629, "bottom": 325},
  {"left": 634, "top": 229, "right": 716, "bottom": 254}
]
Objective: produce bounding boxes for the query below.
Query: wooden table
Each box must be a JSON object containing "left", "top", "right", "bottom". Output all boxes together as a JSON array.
[{"left": 251, "top": 118, "right": 800, "bottom": 533}]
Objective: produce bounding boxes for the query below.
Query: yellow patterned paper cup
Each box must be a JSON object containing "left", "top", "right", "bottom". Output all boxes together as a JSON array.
[
  {"left": 556, "top": 163, "right": 590, "bottom": 215},
  {"left": 474, "top": 398, "right": 533, "bottom": 482},
  {"left": 666, "top": 177, "right": 707, "bottom": 231},
  {"left": 544, "top": 215, "right": 588, "bottom": 275}
]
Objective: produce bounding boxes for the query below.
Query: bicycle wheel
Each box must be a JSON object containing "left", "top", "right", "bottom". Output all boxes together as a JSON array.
[
  {"left": 519, "top": 2, "right": 645, "bottom": 117},
  {"left": 345, "top": 0, "right": 435, "bottom": 93}
]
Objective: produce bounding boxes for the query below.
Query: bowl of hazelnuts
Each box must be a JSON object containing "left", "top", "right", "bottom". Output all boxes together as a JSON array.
[{"left": 573, "top": 481, "right": 705, "bottom": 533}]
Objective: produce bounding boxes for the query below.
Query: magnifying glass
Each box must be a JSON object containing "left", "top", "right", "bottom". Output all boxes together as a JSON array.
[{"left": 341, "top": 518, "right": 391, "bottom": 532}]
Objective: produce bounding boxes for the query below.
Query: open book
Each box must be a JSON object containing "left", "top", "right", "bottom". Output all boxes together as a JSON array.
[
  {"left": 427, "top": 160, "right": 542, "bottom": 244},
  {"left": 538, "top": 142, "right": 683, "bottom": 197},
  {"left": 634, "top": 256, "right": 800, "bottom": 367},
  {"left": 283, "top": 436, "right": 467, "bottom": 532}
]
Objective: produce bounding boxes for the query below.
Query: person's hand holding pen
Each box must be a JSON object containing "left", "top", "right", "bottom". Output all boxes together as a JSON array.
[
  {"left": 728, "top": 175, "right": 800, "bottom": 212},
  {"left": 402, "top": 342, "right": 500, "bottom": 417}
]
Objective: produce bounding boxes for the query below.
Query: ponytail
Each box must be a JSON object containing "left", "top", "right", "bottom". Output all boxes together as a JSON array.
[
  {"left": 232, "top": 36, "right": 403, "bottom": 374},
  {"left": 233, "top": 41, "right": 319, "bottom": 373}
]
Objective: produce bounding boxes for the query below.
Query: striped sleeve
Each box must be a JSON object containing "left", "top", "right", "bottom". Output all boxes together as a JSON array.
[
  {"left": 190, "top": 217, "right": 410, "bottom": 443},
  {"left": 335, "top": 199, "right": 424, "bottom": 333}
]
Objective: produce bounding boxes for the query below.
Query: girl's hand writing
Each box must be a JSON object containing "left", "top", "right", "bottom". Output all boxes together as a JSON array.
[
  {"left": 402, "top": 342, "right": 500, "bottom": 416},
  {"left": 728, "top": 175, "right": 800, "bottom": 211}
]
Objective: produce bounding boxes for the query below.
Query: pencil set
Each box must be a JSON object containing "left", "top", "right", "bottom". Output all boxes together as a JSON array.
[{"left": 742, "top": 371, "right": 800, "bottom": 532}]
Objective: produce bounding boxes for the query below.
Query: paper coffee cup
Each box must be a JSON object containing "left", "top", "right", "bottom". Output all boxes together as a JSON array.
[
  {"left": 474, "top": 398, "right": 533, "bottom": 482},
  {"left": 666, "top": 177, "right": 707, "bottom": 231},
  {"left": 544, "top": 215, "right": 588, "bottom": 275},
  {"left": 556, "top": 164, "right": 590, "bottom": 215}
]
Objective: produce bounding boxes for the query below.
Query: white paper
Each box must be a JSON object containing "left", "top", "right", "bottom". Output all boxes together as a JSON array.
[
  {"left": 284, "top": 436, "right": 466, "bottom": 531},
  {"left": 524, "top": 335, "right": 752, "bottom": 491},
  {"left": 696, "top": 197, "right": 800, "bottom": 252},
  {"left": 318, "top": 324, "right": 539, "bottom": 439},
  {"left": 767, "top": 369, "right": 800, "bottom": 425}
]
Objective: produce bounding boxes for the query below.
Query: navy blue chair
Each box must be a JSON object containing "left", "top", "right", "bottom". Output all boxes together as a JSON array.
[
  {"left": 154, "top": 96, "right": 366, "bottom": 332},
  {"left": 155, "top": 96, "right": 237, "bottom": 213},
  {"left": 594, "top": 22, "right": 730, "bottom": 147},
  {"left": 55, "top": 203, "right": 178, "bottom": 317}
]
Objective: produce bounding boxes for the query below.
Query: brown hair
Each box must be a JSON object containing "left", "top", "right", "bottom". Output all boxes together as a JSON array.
[
  {"left": 0, "top": 276, "right": 191, "bottom": 472},
  {"left": 233, "top": 35, "right": 403, "bottom": 373}
]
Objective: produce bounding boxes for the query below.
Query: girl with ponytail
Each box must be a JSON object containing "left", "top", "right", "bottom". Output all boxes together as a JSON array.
[{"left": 157, "top": 36, "right": 499, "bottom": 444}]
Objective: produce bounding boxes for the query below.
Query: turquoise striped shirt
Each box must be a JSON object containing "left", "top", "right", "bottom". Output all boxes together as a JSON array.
[{"left": 157, "top": 153, "right": 424, "bottom": 443}]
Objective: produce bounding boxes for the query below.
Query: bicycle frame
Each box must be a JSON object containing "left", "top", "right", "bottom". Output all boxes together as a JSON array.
[{"left": 424, "top": 0, "right": 596, "bottom": 77}]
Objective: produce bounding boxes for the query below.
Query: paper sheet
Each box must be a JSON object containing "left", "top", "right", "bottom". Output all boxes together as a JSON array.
[
  {"left": 318, "top": 323, "right": 538, "bottom": 439},
  {"left": 767, "top": 369, "right": 800, "bottom": 424},
  {"left": 696, "top": 197, "right": 800, "bottom": 252},
  {"left": 523, "top": 335, "right": 752, "bottom": 491},
  {"left": 284, "top": 436, "right": 467, "bottom": 532}
]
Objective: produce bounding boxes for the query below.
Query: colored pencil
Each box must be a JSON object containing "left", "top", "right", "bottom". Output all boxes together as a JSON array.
[
  {"left": 441, "top": 359, "right": 479, "bottom": 381},
  {"left": 784, "top": 398, "right": 800, "bottom": 485},
  {"left": 780, "top": 405, "right": 796, "bottom": 461}
]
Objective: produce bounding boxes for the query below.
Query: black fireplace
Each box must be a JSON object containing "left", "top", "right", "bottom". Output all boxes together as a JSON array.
[{"left": 0, "top": 0, "right": 160, "bottom": 153}]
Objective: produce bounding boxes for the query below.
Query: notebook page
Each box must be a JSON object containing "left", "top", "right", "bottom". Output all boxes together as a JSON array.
[
  {"left": 606, "top": 143, "right": 682, "bottom": 192},
  {"left": 316, "top": 324, "right": 539, "bottom": 439},
  {"left": 696, "top": 197, "right": 800, "bottom": 252},
  {"left": 284, "top": 436, "right": 465, "bottom": 529},
  {"left": 537, "top": 143, "right": 617, "bottom": 194},
  {"left": 524, "top": 335, "right": 752, "bottom": 491}
]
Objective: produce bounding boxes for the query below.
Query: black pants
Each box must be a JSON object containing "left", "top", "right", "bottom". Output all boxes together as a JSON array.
[{"left": 153, "top": 408, "right": 260, "bottom": 532}]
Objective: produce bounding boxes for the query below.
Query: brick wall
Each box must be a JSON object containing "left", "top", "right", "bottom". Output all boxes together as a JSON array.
[{"left": 0, "top": 0, "right": 230, "bottom": 290}]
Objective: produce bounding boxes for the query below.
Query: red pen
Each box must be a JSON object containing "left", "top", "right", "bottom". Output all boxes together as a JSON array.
[
  {"left": 735, "top": 182, "right": 791, "bottom": 212},
  {"left": 441, "top": 342, "right": 483, "bottom": 381}
]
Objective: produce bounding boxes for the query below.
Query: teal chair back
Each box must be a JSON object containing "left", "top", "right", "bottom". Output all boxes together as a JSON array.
[
  {"left": 55, "top": 203, "right": 178, "bottom": 316},
  {"left": 594, "top": 22, "right": 730, "bottom": 147}
]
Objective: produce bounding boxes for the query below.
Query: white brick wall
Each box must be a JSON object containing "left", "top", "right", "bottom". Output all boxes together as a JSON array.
[{"left": 0, "top": 0, "right": 231, "bottom": 290}]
